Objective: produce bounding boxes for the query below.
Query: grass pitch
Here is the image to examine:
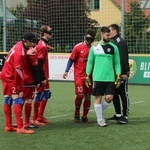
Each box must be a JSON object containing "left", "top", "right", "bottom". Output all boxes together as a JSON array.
[{"left": 0, "top": 81, "right": 150, "bottom": 150}]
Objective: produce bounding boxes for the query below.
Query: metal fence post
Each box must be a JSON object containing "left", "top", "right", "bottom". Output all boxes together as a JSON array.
[
  {"left": 3, "top": 0, "right": 6, "bottom": 52},
  {"left": 121, "top": 0, "right": 125, "bottom": 38}
]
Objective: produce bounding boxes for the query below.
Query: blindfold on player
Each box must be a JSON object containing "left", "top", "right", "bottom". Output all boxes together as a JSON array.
[
  {"left": 44, "top": 29, "right": 53, "bottom": 35},
  {"left": 85, "top": 36, "right": 94, "bottom": 45}
]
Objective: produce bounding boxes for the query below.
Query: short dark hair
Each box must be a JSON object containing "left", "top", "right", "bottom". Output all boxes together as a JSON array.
[
  {"left": 40, "top": 25, "right": 51, "bottom": 36},
  {"left": 22, "top": 32, "right": 36, "bottom": 43},
  {"left": 85, "top": 29, "right": 96, "bottom": 37},
  {"left": 108, "top": 24, "right": 119, "bottom": 34},
  {"left": 100, "top": 26, "right": 110, "bottom": 33}
]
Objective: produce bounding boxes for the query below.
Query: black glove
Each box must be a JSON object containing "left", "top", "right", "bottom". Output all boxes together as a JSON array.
[
  {"left": 114, "top": 74, "right": 121, "bottom": 88},
  {"left": 85, "top": 75, "right": 91, "bottom": 88}
]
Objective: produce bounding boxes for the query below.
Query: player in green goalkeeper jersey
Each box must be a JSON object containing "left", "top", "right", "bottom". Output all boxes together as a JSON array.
[{"left": 86, "top": 26, "right": 121, "bottom": 127}]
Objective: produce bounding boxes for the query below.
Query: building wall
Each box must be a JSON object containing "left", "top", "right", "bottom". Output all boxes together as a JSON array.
[
  {"left": 6, "top": 0, "right": 27, "bottom": 8},
  {"left": 6, "top": 0, "right": 121, "bottom": 26},
  {"left": 89, "top": 0, "right": 121, "bottom": 26}
]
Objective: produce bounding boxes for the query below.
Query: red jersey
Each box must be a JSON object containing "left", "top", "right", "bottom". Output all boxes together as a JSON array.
[
  {"left": 70, "top": 42, "right": 91, "bottom": 81},
  {"left": 1, "top": 41, "right": 26, "bottom": 91},
  {"left": 36, "top": 39, "right": 49, "bottom": 79},
  {"left": 22, "top": 49, "right": 38, "bottom": 85}
]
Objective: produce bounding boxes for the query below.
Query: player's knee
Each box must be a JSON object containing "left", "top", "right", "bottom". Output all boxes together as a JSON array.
[
  {"left": 35, "top": 92, "right": 43, "bottom": 102},
  {"left": 4, "top": 96, "right": 13, "bottom": 106},
  {"left": 76, "top": 94, "right": 84, "bottom": 100},
  {"left": 105, "top": 95, "right": 113, "bottom": 103},
  {"left": 25, "top": 99, "right": 32, "bottom": 103},
  {"left": 13, "top": 97, "right": 23, "bottom": 105},
  {"left": 85, "top": 94, "right": 91, "bottom": 101},
  {"left": 43, "top": 90, "right": 51, "bottom": 100}
]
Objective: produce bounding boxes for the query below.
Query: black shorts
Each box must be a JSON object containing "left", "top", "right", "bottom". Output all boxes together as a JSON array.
[{"left": 92, "top": 81, "right": 115, "bottom": 96}]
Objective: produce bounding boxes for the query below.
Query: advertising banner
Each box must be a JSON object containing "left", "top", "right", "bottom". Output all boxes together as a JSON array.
[
  {"left": 48, "top": 53, "right": 74, "bottom": 81},
  {"left": 128, "top": 55, "right": 150, "bottom": 84},
  {"left": 0, "top": 52, "right": 150, "bottom": 84},
  {"left": 0, "top": 53, "right": 7, "bottom": 71},
  {"left": 49, "top": 53, "right": 150, "bottom": 84}
]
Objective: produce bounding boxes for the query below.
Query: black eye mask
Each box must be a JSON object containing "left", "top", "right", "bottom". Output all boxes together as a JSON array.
[
  {"left": 85, "top": 37, "right": 94, "bottom": 43},
  {"left": 45, "top": 30, "right": 53, "bottom": 35}
]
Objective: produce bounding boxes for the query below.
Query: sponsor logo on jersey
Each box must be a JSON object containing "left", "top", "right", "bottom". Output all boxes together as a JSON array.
[{"left": 107, "top": 48, "right": 111, "bottom": 52}]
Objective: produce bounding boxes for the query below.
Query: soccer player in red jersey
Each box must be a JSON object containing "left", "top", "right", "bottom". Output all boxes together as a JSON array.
[
  {"left": 22, "top": 47, "right": 43, "bottom": 128},
  {"left": 1, "top": 32, "right": 36, "bottom": 134},
  {"left": 32, "top": 25, "right": 52, "bottom": 125},
  {"left": 63, "top": 29, "right": 95, "bottom": 123}
]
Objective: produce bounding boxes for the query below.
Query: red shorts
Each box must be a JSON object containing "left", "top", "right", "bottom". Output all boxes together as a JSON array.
[
  {"left": 37, "top": 80, "right": 50, "bottom": 92},
  {"left": 22, "top": 86, "right": 35, "bottom": 99},
  {"left": 75, "top": 80, "right": 92, "bottom": 95},
  {"left": 2, "top": 80, "right": 18, "bottom": 95}
]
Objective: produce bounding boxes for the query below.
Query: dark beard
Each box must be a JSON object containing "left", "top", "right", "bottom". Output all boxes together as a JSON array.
[{"left": 103, "top": 38, "right": 109, "bottom": 43}]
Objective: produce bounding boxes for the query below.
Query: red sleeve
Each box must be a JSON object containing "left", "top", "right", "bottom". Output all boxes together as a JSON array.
[
  {"left": 29, "top": 49, "right": 41, "bottom": 84},
  {"left": 14, "top": 46, "right": 24, "bottom": 69},
  {"left": 29, "top": 52, "right": 38, "bottom": 66},
  {"left": 37, "top": 47, "right": 46, "bottom": 59},
  {"left": 14, "top": 69, "right": 22, "bottom": 92},
  {"left": 70, "top": 46, "right": 79, "bottom": 61},
  {"left": 37, "top": 45, "right": 47, "bottom": 80},
  {"left": 14, "top": 50, "right": 23, "bottom": 92}
]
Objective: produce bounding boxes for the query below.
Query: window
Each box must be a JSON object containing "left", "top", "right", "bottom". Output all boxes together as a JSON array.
[
  {"left": 88, "top": 0, "right": 100, "bottom": 10},
  {"left": 140, "top": 0, "right": 150, "bottom": 9}
]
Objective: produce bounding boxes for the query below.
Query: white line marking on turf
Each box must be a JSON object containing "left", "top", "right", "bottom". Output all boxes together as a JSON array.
[
  {"left": 47, "top": 101, "right": 144, "bottom": 119},
  {"left": 131, "top": 101, "right": 144, "bottom": 104},
  {"left": 48, "top": 114, "right": 68, "bottom": 118}
]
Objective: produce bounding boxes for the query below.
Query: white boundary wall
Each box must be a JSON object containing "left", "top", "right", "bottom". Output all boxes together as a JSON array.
[{"left": 48, "top": 53, "right": 74, "bottom": 81}]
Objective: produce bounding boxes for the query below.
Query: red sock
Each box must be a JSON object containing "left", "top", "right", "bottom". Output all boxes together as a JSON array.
[
  {"left": 82, "top": 100, "right": 91, "bottom": 118},
  {"left": 13, "top": 104, "right": 23, "bottom": 129},
  {"left": 3, "top": 104, "right": 12, "bottom": 127},
  {"left": 33, "top": 101, "right": 40, "bottom": 121},
  {"left": 24, "top": 103, "right": 32, "bottom": 125},
  {"left": 38, "top": 100, "right": 47, "bottom": 119},
  {"left": 75, "top": 98, "right": 82, "bottom": 115}
]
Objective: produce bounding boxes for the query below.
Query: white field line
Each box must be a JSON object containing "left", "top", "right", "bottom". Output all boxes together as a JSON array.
[
  {"left": 48, "top": 114, "right": 68, "bottom": 119},
  {"left": 131, "top": 101, "right": 144, "bottom": 104},
  {"left": 47, "top": 101, "right": 144, "bottom": 119}
]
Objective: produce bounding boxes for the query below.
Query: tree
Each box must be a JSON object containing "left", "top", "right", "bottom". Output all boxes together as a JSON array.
[
  {"left": 5, "top": 3, "right": 41, "bottom": 51},
  {"left": 124, "top": 1, "right": 150, "bottom": 54},
  {"left": 23, "top": 0, "right": 98, "bottom": 52}
]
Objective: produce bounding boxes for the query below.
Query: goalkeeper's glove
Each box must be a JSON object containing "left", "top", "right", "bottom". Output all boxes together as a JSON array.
[
  {"left": 114, "top": 74, "right": 121, "bottom": 88},
  {"left": 85, "top": 75, "right": 91, "bottom": 88}
]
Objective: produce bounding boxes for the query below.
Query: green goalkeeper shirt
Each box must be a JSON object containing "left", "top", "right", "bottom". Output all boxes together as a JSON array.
[{"left": 86, "top": 41, "right": 121, "bottom": 82}]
